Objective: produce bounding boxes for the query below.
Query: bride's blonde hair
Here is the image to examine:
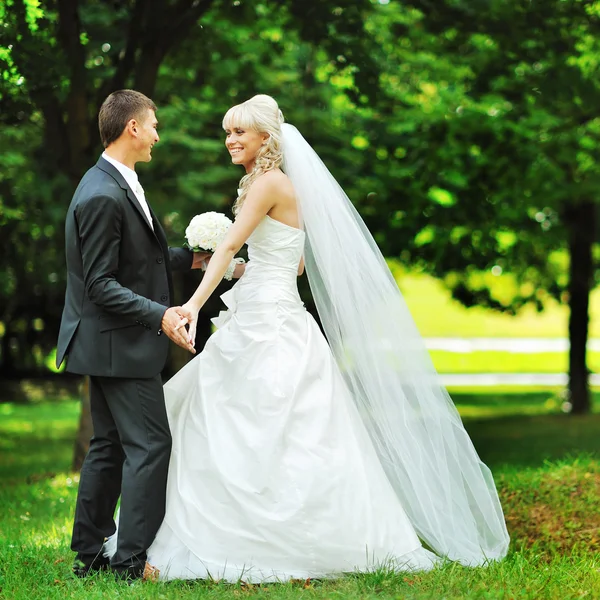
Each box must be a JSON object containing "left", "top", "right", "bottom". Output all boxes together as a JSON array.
[{"left": 222, "top": 94, "right": 284, "bottom": 214}]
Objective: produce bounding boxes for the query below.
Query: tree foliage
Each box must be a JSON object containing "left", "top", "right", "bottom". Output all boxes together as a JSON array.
[
  {"left": 378, "top": 0, "right": 600, "bottom": 413},
  {"left": 1, "top": 0, "right": 599, "bottom": 415}
]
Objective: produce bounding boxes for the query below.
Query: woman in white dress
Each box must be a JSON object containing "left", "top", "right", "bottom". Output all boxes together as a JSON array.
[{"left": 109, "top": 94, "right": 509, "bottom": 582}]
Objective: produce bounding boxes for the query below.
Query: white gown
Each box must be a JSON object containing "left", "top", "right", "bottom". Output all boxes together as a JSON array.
[{"left": 145, "top": 215, "right": 439, "bottom": 581}]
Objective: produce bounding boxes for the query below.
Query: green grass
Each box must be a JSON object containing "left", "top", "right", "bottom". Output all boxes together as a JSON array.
[
  {"left": 431, "top": 350, "right": 600, "bottom": 374},
  {"left": 397, "top": 269, "right": 600, "bottom": 339},
  {"left": 1, "top": 399, "right": 599, "bottom": 599},
  {"left": 0, "top": 402, "right": 80, "bottom": 481},
  {"left": 395, "top": 268, "right": 600, "bottom": 374}
]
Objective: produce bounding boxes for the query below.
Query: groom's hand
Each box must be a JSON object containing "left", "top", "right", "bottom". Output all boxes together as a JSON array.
[
  {"left": 161, "top": 307, "right": 196, "bottom": 354},
  {"left": 191, "top": 252, "right": 212, "bottom": 270}
]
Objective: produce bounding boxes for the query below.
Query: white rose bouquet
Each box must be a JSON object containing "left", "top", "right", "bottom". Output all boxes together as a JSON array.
[
  {"left": 184, "top": 211, "right": 245, "bottom": 281},
  {"left": 185, "top": 211, "right": 232, "bottom": 253}
]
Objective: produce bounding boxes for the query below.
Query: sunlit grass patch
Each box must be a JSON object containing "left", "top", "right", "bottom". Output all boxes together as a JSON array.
[
  {"left": 465, "top": 414, "right": 600, "bottom": 470},
  {"left": 395, "top": 267, "right": 600, "bottom": 340},
  {"left": 397, "top": 270, "right": 571, "bottom": 338},
  {"left": 1, "top": 400, "right": 599, "bottom": 599},
  {"left": 499, "top": 457, "right": 600, "bottom": 555},
  {"left": 0, "top": 402, "right": 79, "bottom": 480},
  {"left": 454, "top": 389, "right": 600, "bottom": 420},
  {"left": 431, "top": 349, "right": 600, "bottom": 374},
  {"left": 343, "top": 552, "right": 599, "bottom": 600}
]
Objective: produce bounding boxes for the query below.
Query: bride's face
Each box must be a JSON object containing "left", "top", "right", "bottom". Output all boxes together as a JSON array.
[{"left": 225, "top": 125, "right": 268, "bottom": 173}]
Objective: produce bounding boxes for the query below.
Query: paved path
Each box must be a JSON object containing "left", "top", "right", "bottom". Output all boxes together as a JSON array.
[
  {"left": 424, "top": 337, "right": 600, "bottom": 353},
  {"left": 423, "top": 338, "right": 597, "bottom": 386},
  {"left": 439, "top": 373, "right": 597, "bottom": 387}
]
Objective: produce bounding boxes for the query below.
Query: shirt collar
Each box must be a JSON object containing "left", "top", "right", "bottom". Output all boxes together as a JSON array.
[{"left": 101, "top": 151, "right": 140, "bottom": 192}]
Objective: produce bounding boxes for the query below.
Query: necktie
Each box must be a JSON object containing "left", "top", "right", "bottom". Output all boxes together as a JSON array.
[{"left": 134, "top": 181, "right": 154, "bottom": 230}]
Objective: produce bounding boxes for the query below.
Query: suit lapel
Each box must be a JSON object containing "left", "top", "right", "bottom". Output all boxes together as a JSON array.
[
  {"left": 95, "top": 157, "right": 175, "bottom": 301},
  {"left": 96, "top": 157, "right": 157, "bottom": 237},
  {"left": 125, "top": 187, "right": 155, "bottom": 233},
  {"left": 148, "top": 203, "right": 175, "bottom": 301},
  {"left": 148, "top": 203, "right": 169, "bottom": 254}
]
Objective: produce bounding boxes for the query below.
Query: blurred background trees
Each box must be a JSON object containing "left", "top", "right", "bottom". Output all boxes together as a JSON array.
[{"left": 1, "top": 0, "right": 600, "bottom": 466}]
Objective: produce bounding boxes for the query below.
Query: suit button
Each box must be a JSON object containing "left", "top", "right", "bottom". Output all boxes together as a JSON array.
[
  {"left": 161, "top": 294, "right": 168, "bottom": 302},
  {"left": 156, "top": 256, "right": 164, "bottom": 264},
  {"left": 157, "top": 329, "right": 162, "bottom": 336}
]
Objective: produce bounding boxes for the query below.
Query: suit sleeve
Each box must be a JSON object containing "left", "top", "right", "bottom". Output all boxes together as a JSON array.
[
  {"left": 76, "top": 194, "right": 166, "bottom": 330},
  {"left": 168, "top": 247, "right": 194, "bottom": 272}
]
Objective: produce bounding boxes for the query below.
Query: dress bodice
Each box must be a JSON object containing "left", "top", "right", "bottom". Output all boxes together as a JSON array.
[
  {"left": 246, "top": 215, "right": 305, "bottom": 270},
  {"left": 239, "top": 215, "right": 305, "bottom": 301},
  {"left": 213, "top": 216, "right": 305, "bottom": 327}
]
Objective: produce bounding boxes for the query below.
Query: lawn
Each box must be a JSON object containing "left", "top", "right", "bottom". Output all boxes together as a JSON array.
[
  {"left": 397, "top": 269, "right": 600, "bottom": 339},
  {"left": 391, "top": 269, "right": 600, "bottom": 376},
  {"left": 0, "top": 398, "right": 599, "bottom": 599},
  {"left": 431, "top": 350, "right": 600, "bottom": 374}
]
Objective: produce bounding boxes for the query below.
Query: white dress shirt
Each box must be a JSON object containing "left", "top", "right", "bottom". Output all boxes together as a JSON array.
[{"left": 101, "top": 152, "right": 154, "bottom": 230}]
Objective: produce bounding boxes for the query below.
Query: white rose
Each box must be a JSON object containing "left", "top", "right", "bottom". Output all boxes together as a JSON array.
[{"left": 185, "top": 211, "right": 233, "bottom": 251}]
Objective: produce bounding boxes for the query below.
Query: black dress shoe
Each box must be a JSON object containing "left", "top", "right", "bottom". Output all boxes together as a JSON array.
[
  {"left": 112, "top": 563, "right": 145, "bottom": 582},
  {"left": 72, "top": 555, "right": 111, "bottom": 578}
]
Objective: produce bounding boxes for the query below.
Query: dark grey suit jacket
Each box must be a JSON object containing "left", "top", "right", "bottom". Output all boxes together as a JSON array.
[{"left": 56, "top": 157, "right": 193, "bottom": 378}]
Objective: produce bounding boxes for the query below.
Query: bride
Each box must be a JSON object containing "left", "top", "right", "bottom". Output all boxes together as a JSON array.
[{"left": 108, "top": 94, "right": 509, "bottom": 582}]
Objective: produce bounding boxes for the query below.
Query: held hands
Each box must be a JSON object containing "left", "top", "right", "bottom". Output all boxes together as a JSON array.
[
  {"left": 161, "top": 306, "right": 196, "bottom": 354},
  {"left": 177, "top": 256, "right": 211, "bottom": 346},
  {"left": 175, "top": 301, "right": 201, "bottom": 347}
]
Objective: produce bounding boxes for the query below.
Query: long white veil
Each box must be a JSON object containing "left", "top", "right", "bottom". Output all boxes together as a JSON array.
[{"left": 282, "top": 123, "right": 509, "bottom": 565}]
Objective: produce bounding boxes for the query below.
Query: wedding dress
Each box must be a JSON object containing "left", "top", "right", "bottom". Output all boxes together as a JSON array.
[
  {"left": 104, "top": 125, "right": 509, "bottom": 577},
  {"left": 141, "top": 214, "right": 439, "bottom": 581}
]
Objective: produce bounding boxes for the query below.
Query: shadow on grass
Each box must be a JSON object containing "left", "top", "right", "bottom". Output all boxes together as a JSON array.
[
  {"left": 1, "top": 396, "right": 599, "bottom": 482},
  {"left": 465, "top": 412, "right": 600, "bottom": 470},
  {"left": 0, "top": 401, "right": 80, "bottom": 481},
  {"left": 1, "top": 399, "right": 599, "bottom": 599},
  {"left": 453, "top": 391, "right": 600, "bottom": 470}
]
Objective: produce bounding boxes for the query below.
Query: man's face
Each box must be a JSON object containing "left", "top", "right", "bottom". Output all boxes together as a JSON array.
[{"left": 132, "top": 108, "right": 159, "bottom": 163}]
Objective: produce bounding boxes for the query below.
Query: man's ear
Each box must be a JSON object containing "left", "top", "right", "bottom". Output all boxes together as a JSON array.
[{"left": 127, "top": 118, "right": 138, "bottom": 136}]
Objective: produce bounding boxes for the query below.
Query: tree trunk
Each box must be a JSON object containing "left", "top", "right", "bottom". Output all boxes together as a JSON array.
[{"left": 567, "top": 201, "right": 595, "bottom": 415}]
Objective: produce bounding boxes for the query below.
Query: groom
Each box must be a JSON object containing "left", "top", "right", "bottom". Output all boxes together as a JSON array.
[{"left": 56, "top": 89, "right": 207, "bottom": 580}]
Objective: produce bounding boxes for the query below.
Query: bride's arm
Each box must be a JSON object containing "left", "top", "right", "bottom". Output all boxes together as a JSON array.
[
  {"left": 201, "top": 258, "right": 245, "bottom": 278},
  {"left": 180, "top": 175, "right": 279, "bottom": 339}
]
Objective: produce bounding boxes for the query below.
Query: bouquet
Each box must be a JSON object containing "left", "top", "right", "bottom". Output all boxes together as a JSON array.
[
  {"left": 184, "top": 211, "right": 244, "bottom": 281},
  {"left": 185, "top": 211, "right": 232, "bottom": 252}
]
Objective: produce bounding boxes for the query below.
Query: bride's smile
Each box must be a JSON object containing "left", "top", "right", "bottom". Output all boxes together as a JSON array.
[{"left": 225, "top": 125, "right": 269, "bottom": 172}]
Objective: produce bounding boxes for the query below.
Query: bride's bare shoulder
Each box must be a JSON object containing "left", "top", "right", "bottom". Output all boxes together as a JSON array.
[{"left": 259, "top": 169, "right": 294, "bottom": 196}]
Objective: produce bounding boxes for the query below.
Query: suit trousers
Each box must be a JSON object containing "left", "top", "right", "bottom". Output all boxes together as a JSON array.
[{"left": 71, "top": 374, "right": 171, "bottom": 575}]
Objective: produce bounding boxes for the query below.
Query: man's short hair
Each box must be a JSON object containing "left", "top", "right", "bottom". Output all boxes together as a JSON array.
[{"left": 98, "top": 90, "right": 157, "bottom": 148}]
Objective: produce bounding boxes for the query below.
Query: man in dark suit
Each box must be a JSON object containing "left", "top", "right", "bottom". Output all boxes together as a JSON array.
[{"left": 56, "top": 89, "right": 207, "bottom": 580}]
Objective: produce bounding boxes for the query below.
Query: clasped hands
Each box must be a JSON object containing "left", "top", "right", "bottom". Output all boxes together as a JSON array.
[
  {"left": 161, "top": 300, "right": 203, "bottom": 353},
  {"left": 161, "top": 252, "right": 211, "bottom": 352},
  {"left": 161, "top": 306, "right": 197, "bottom": 353}
]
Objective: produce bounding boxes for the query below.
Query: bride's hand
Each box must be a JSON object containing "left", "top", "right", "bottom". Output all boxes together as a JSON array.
[{"left": 175, "top": 301, "right": 201, "bottom": 346}]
